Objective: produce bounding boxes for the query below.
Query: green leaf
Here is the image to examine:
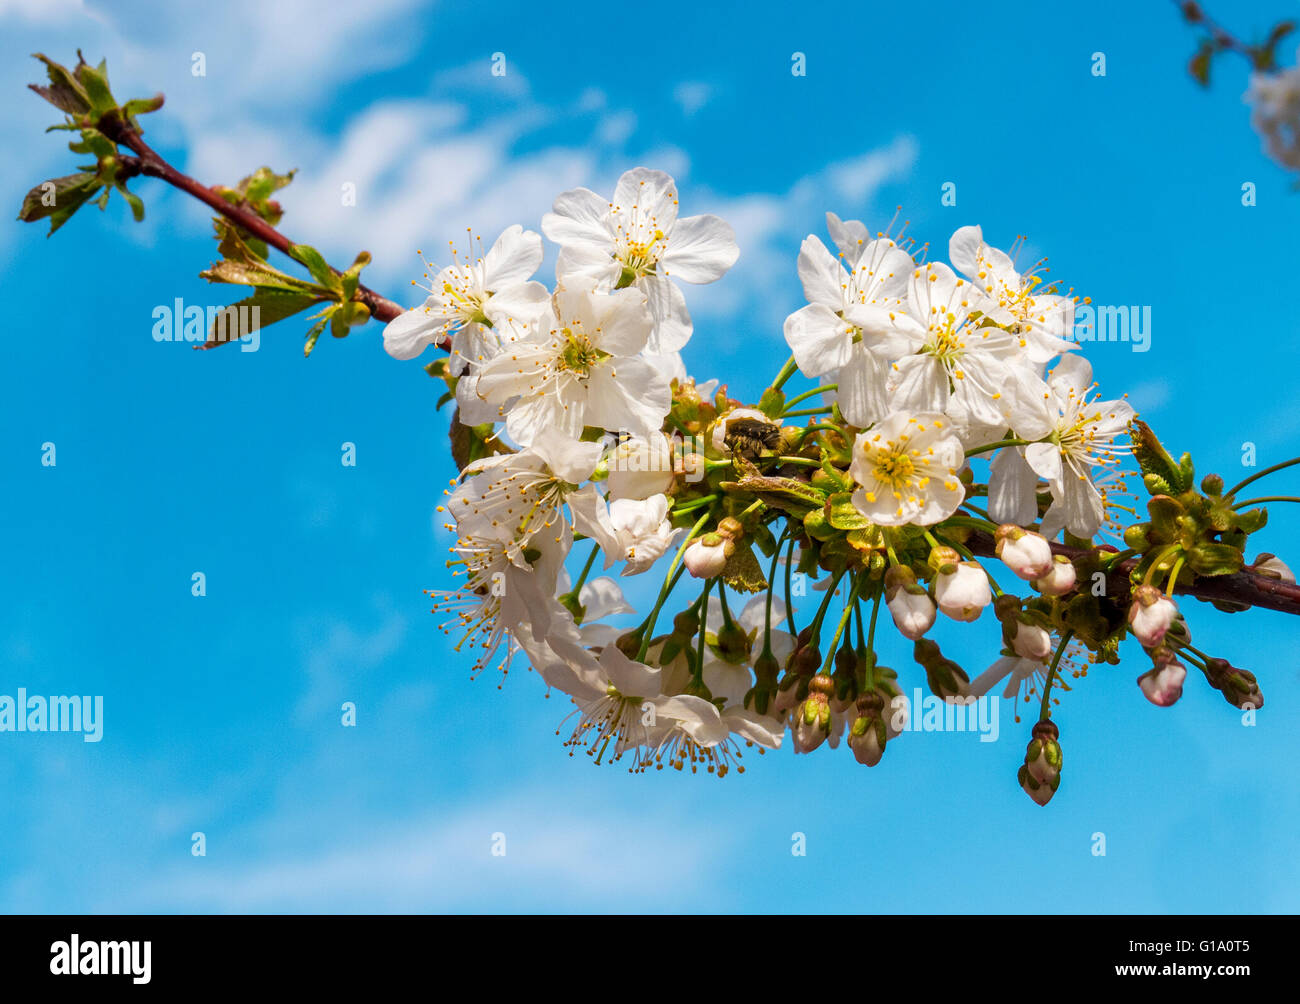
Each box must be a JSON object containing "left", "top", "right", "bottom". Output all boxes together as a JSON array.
[
  {"left": 205, "top": 289, "right": 322, "bottom": 347},
  {"left": 826, "top": 491, "right": 871, "bottom": 530},
  {"left": 1131, "top": 421, "right": 1188, "bottom": 494},
  {"left": 29, "top": 53, "right": 92, "bottom": 117},
  {"left": 303, "top": 317, "right": 329, "bottom": 358},
  {"left": 721, "top": 474, "right": 826, "bottom": 517},
  {"left": 117, "top": 184, "right": 145, "bottom": 222},
  {"left": 17, "top": 172, "right": 102, "bottom": 234},
  {"left": 74, "top": 58, "right": 116, "bottom": 117},
  {"left": 290, "top": 243, "right": 343, "bottom": 293},
  {"left": 121, "top": 94, "right": 165, "bottom": 121},
  {"left": 1189, "top": 42, "right": 1213, "bottom": 86},
  {"left": 1185, "top": 543, "right": 1244, "bottom": 577}
]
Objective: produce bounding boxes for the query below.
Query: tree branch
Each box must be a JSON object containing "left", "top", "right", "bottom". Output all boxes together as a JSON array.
[
  {"left": 102, "top": 112, "right": 406, "bottom": 325},
  {"left": 965, "top": 530, "right": 1300, "bottom": 617}
]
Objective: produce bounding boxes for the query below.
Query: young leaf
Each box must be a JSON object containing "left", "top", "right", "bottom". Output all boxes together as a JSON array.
[{"left": 18, "top": 172, "right": 103, "bottom": 235}]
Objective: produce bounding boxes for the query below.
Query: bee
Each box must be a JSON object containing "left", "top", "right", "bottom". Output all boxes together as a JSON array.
[{"left": 724, "top": 416, "right": 781, "bottom": 460}]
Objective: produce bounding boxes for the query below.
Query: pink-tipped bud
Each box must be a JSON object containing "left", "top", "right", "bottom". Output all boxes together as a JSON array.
[
  {"left": 995, "top": 525, "right": 1054, "bottom": 580},
  {"left": 1138, "top": 654, "right": 1187, "bottom": 707},
  {"left": 1128, "top": 584, "right": 1177, "bottom": 647},
  {"left": 1032, "top": 554, "right": 1077, "bottom": 596}
]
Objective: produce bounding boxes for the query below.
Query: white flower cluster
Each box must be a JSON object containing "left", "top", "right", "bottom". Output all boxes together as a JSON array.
[
  {"left": 782, "top": 219, "right": 1135, "bottom": 539},
  {"left": 382, "top": 167, "right": 1156, "bottom": 781},
  {"left": 1246, "top": 56, "right": 1300, "bottom": 171}
]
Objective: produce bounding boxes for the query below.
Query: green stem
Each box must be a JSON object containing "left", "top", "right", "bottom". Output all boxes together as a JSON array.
[
  {"left": 761, "top": 529, "right": 788, "bottom": 657},
  {"left": 820, "top": 574, "right": 862, "bottom": 675},
  {"left": 692, "top": 579, "right": 714, "bottom": 681},
  {"left": 808, "top": 569, "right": 847, "bottom": 642},
  {"left": 1232, "top": 495, "right": 1300, "bottom": 510},
  {"left": 1166, "top": 556, "right": 1186, "bottom": 596},
  {"left": 781, "top": 384, "right": 837, "bottom": 413},
  {"left": 964, "top": 437, "right": 1029, "bottom": 458},
  {"left": 771, "top": 355, "right": 799, "bottom": 392},
  {"left": 636, "top": 509, "right": 712, "bottom": 661},
  {"left": 781, "top": 406, "right": 834, "bottom": 419},
  {"left": 784, "top": 534, "right": 798, "bottom": 638},
  {"left": 670, "top": 494, "right": 719, "bottom": 516},
  {"left": 942, "top": 514, "right": 999, "bottom": 533},
  {"left": 863, "top": 585, "right": 882, "bottom": 692},
  {"left": 1039, "top": 629, "right": 1074, "bottom": 721},
  {"left": 1225, "top": 456, "right": 1300, "bottom": 500},
  {"left": 570, "top": 542, "right": 601, "bottom": 596}
]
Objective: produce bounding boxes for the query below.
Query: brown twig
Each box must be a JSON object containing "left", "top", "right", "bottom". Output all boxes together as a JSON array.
[{"left": 102, "top": 112, "right": 405, "bottom": 324}]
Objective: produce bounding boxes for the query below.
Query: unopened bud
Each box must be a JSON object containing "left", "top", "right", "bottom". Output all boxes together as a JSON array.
[
  {"left": 1128, "top": 584, "right": 1177, "bottom": 647},
  {"left": 1251, "top": 552, "right": 1295, "bottom": 583},
  {"left": 913, "top": 638, "right": 970, "bottom": 700},
  {"left": 1137, "top": 652, "right": 1187, "bottom": 707},
  {"left": 1202, "top": 656, "right": 1263, "bottom": 710},
  {"left": 995, "top": 525, "right": 1053, "bottom": 580},
  {"left": 1019, "top": 719, "right": 1062, "bottom": 806},
  {"left": 684, "top": 534, "right": 731, "bottom": 578},
  {"left": 934, "top": 561, "right": 992, "bottom": 622},
  {"left": 1032, "top": 555, "right": 1077, "bottom": 596},
  {"left": 792, "top": 674, "right": 834, "bottom": 753},
  {"left": 885, "top": 565, "right": 936, "bottom": 639}
]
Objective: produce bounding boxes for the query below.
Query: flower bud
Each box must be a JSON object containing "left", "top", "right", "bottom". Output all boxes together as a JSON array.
[
  {"left": 848, "top": 693, "right": 887, "bottom": 767},
  {"left": 934, "top": 561, "right": 992, "bottom": 622},
  {"left": 1128, "top": 584, "right": 1177, "bottom": 647},
  {"left": 913, "top": 638, "right": 971, "bottom": 700},
  {"left": 1251, "top": 552, "right": 1295, "bottom": 583},
  {"left": 1202, "top": 657, "right": 1264, "bottom": 710},
  {"left": 714, "top": 618, "right": 751, "bottom": 664},
  {"left": 884, "top": 565, "right": 936, "bottom": 640},
  {"left": 745, "top": 647, "right": 782, "bottom": 715},
  {"left": 792, "top": 674, "right": 834, "bottom": 753},
  {"left": 1137, "top": 652, "right": 1187, "bottom": 707},
  {"left": 684, "top": 533, "right": 731, "bottom": 578},
  {"left": 1010, "top": 620, "right": 1053, "bottom": 661},
  {"left": 1032, "top": 554, "right": 1077, "bottom": 596},
  {"left": 1019, "top": 719, "right": 1062, "bottom": 806},
  {"left": 831, "top": 644, "right": 858, "bottom": 712},
  {"left": 995, "top": 525, "right": 1053, "bottom": 580}
]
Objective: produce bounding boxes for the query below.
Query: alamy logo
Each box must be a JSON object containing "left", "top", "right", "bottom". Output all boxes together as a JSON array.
[
  {"left": 0, "top": 689, "right": 103, "bottom": 742},
  {"left": 1067, "top": 303, "right": 1152, "bottom": 353},
  {"left": 152, "top": 297, "right": 261, "bottom": 352},
  {"left": 49, "top": 935, "right": 151, "bottom": 984}
]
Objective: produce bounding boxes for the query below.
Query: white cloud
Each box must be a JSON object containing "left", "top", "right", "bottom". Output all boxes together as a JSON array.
[
  {"left": 294, "top": 601, "right": 409, "bottom": 721},
  {"left": 686, "top": 135, "right": 920, "bottom": 330},
  {"left": 673, "top": 81, "right": 712, "bottom": 117},
  {"left": 131, "top": 798, "right": 726, "bottom": 911}
]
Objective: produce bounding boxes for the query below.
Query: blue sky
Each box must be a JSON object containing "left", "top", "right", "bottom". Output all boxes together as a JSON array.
[{"left": 1, "top": 0, "right": 1298, "bottom": 913}]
